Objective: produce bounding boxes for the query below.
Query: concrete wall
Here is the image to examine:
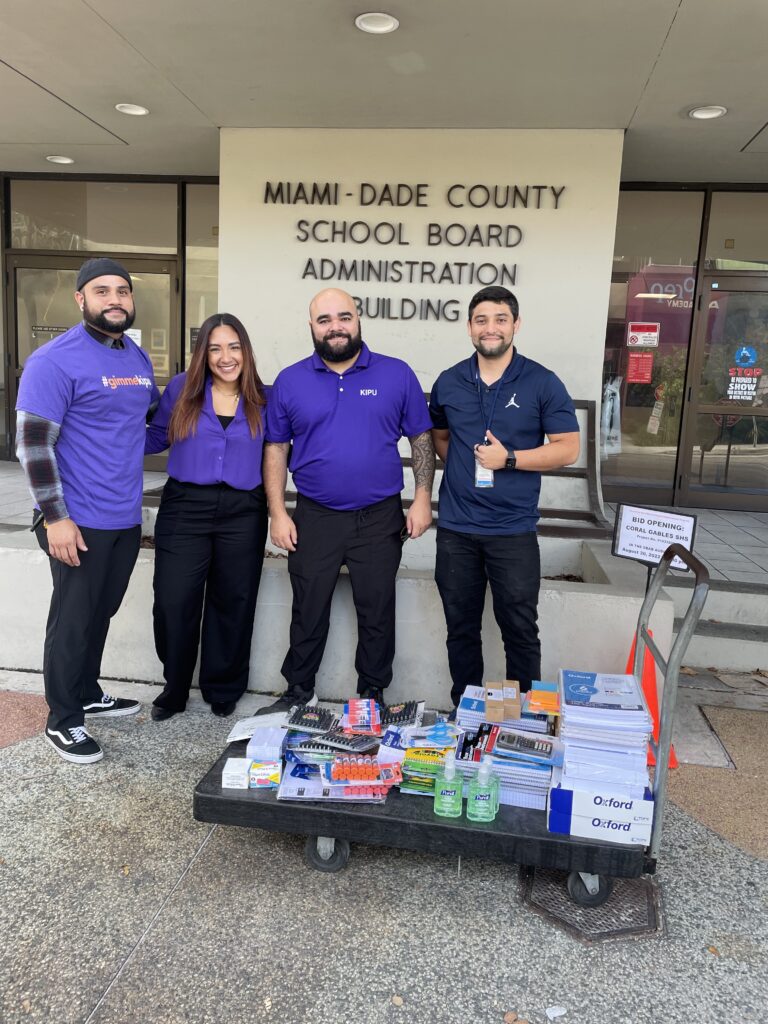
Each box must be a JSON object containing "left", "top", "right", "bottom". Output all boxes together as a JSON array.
[
  {"left": 0, "top": 532, "right": 673, "bottom": 709},
  {"left": 218, "top": 127, "right": 622, "bottom": 518},
  {"left": 218, "top": 128, "right": 623, "bottom": 405}
]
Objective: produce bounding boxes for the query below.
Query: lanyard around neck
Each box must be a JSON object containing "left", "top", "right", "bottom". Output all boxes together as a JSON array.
[{"left": 475, "top": 360, "right": 512, "bottom": 436}]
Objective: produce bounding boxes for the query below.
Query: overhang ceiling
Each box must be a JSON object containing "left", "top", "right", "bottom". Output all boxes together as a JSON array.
[{"left": 0, "top": 0, "right": 766, "bottom": 181}]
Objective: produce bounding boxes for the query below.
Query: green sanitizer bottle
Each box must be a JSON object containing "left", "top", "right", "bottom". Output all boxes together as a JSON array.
[
  {"left": 433, "top": 758, "right": 464, "bottom": 818},
  {"left": 467, "top": 756, "right": 500, "bottom": 823}
]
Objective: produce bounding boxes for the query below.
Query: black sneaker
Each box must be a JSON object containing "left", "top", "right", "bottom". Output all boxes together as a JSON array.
[
  {"left": 45, "top": 725, "right": 103, "bottom": 764},
  {"left": 447, "top": 707, "right": 458, "bottom": 723},
  {"left": 83, "top": 694, "right": 141, "bottom": 718},
  {"left": 255, "top": 690, "right": 315, "bottom": 716}
]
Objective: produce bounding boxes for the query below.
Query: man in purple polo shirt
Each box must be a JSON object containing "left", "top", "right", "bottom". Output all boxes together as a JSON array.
[
  {"left": 260, "top": 287, "right": 435, "bottom": 712},
  {"left": 16, "top": 258, "right": 160, "bottom": 764}
]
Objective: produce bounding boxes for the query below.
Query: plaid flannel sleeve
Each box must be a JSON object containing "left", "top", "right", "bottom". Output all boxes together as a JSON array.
[{"left": 15, "top": 410, "right": 69, "bottom": 524}]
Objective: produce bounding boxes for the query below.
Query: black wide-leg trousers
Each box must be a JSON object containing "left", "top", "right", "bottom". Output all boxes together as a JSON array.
[
  {"left": 152, "top": 479, "right": 268, "bottom": 710},
  {"left": 281, "top": 493, "right": 405, "bottom": 697},
  {"left": 35, "top": 518, "right": 140, "bottom": 733}
]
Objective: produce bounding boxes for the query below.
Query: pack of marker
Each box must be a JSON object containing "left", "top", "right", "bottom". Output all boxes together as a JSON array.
[
  {"left": 313, "top": 730, "right": 380, "bottom": 753},
  {"left": 342, "top": 698, "right": 382, "bottom": 736},
  {"left": 380, "top": 700, "right": 423, "bottom": 729},
  {"left": 285, "top": 742, "right": 337, "bottom": 765},
  {"left": 284, "top": 705, "right": 340, "bottom": 735}
]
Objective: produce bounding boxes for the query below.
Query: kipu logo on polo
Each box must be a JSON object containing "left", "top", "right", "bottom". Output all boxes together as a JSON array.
[
  {"left": 505, "top": 393, "right": 520, "bottom": 409},
  {"left": 360, "top": 389, "right": 378, "bottom": 396}
]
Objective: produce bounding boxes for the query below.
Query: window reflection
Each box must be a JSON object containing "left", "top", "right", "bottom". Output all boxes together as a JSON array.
[
  {"left": 601, "top": 191, "right": 705, "bottom": 500},
  {"left": 11, "top": 181, "right": 177, "bottom": 254},
  {"left": 690, "top": 414, "right": 768, "bottom": 492}
]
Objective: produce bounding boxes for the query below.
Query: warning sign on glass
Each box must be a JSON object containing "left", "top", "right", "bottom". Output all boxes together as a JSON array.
[{"left": 627, "top": 322, "right": 660, "bottom": 348}]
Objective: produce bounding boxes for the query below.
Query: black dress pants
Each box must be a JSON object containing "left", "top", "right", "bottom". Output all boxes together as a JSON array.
[
  {"left": 35, "top": 517, "right": 141, "bottom": 732},
  {"left": 152, "top": 479, "right": 268, "bottom": 710},
  {"left": 282, "top": 493, "right": 405, "bottom": 696},
  {"left": 435, "top": 527, "right": 541, "bottom": 706}
]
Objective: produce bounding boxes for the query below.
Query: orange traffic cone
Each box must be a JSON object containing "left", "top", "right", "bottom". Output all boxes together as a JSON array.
[{"left": 625, "top": 633, "right": 678, "bottom": 769}]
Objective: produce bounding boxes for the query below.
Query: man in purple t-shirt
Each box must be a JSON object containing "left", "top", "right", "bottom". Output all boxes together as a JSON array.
[
  {"left": 259, "top": 288, "right": 435, "bottom": 712},
  {"left": 16, "top": 258, "right": 159, "bottom": 764}
]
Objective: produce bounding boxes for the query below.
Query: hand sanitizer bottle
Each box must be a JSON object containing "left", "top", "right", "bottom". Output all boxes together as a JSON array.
[
  {"left": 433, "top": 758, "right": 463, "bottom": 818},
  {"left": 467, "top": 756, "right": 500, "bottom": 822}
]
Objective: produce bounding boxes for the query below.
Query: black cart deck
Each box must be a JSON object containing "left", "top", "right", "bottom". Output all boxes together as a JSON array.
[{"left": 194, "top": 740, "right": 648, "bottom": 878}]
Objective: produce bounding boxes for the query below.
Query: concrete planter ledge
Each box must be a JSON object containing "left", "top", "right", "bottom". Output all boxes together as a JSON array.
[{"left": 0, "top": 532, "right": 673, "bottom": 709}]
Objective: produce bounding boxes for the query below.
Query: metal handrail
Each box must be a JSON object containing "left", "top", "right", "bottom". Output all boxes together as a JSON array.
[{"left": 632, "top": 543, "right": 710, "bottom": 864}]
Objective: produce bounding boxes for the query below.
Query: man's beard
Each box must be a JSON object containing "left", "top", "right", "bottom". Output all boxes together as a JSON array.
[
  {"left": 473, "top": 335, "right": 513, "bottom": 359},
  {"left": 83, "top": 299, "right": 136, "bottom": 335},
  {"left": 312, "top": 328, "right": 363, "bottom": 363}
]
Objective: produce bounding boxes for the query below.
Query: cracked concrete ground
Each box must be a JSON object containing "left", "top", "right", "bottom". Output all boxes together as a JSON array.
[{"left": 0, "top": 668, "right": 766, "bottom": 1024}]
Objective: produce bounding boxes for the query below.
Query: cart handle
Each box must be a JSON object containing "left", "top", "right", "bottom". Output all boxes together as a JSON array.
[{"left": 633, "top": 544, "right": 709, "bottom": 865}]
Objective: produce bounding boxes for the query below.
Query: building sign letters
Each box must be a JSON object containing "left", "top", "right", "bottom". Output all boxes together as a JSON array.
[{"left": 262, "top": 179, "right": 567, "bottom": 322}]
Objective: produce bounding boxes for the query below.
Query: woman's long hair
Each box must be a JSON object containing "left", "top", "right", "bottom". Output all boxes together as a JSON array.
[{"left": 167, "top": 313, "right": 266, "bottom": 442}]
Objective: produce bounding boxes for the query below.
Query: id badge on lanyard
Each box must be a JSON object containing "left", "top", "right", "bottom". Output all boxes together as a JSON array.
[
  {"left": 475, "top": 460, "right": 494, "bottom": 488},
  {"left": 474, "top": 365, "right": 508, "bottom": 489}
]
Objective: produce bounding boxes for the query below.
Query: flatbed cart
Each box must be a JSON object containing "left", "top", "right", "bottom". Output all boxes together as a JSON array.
[{"left": 193, "top": 543, "right": 709, "bottom": 907}]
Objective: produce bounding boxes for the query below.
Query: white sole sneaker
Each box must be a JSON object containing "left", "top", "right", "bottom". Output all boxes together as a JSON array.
[
  {"left": 83, "top": 699, "right": 141, "bottom": 718},
  {"left": 45, "top": 731, "right": 104, "bottom": 764}
]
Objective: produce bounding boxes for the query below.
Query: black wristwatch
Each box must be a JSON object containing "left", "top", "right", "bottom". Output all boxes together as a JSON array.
[{"left": 504, "top": 451, "right": 517, "bottom": 470}]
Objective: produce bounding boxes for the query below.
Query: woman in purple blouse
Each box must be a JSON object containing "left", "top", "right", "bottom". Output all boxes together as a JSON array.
[{"left": 145, "top": 313, "right": 268, "bottom": 719}]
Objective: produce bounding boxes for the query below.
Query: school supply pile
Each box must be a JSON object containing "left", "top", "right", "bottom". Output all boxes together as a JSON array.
[
  {"left": 453, "top": 725, "right": 552, "bottom": 810},
  {"left": 456, "top": 685, "right": 552, "bottom": 735}
]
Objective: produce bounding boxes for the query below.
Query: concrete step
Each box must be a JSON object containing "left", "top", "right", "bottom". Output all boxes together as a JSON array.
[
  {"left": 673, "top": 618, "right": 768, "bottom": 672},
  {"left": 665, "top": 576, "right": 768, "bottom": 625}
]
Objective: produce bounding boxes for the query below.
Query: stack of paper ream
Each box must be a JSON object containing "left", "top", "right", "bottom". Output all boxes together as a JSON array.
[{"left": 548, "top": 670, "right": 654, "bottom": 844}]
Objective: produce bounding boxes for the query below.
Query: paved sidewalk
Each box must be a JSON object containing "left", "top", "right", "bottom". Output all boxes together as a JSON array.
[{"left": 1, "top": 670, "right": 766, "bottom": 1024}]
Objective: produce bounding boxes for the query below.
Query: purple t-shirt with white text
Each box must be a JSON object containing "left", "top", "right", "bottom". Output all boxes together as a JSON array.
[{"left": 16, "top": 323, "right": 159, "bottom": 529}]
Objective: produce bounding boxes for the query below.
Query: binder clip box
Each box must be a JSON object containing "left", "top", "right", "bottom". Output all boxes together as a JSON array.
[
  {"left": 502, "top": 682, "right": 521, "bottom": 720},
  {"left": 547, "top": 780, "right": 653, "bottom": 845},
  {"left": 484, "top": 684, "right": 506, "bottom": 723},
  {"left": 221, "top": 757, "right": 250, "bottom": 789}
]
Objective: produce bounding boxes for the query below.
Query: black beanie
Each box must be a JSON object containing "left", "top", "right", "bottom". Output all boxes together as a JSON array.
[{"left": 76, "top": 258, "right": 132, "bottom": 292}]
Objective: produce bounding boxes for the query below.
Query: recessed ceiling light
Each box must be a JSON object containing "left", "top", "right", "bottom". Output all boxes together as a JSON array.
[
  {"left": 115, "top": 103, "right": 150, "bottom": 116},
  {"left": 46, "top": 155, "right": 74, "bottom": 164},
  {"left": 688, "top": 105, "right": 728, "bottom": 120},
  {"left": 355, "top": 12, "right": 400, "bottom": 34}
]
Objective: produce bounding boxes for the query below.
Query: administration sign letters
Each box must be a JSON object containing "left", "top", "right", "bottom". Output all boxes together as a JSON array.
[{"left": 612, "top": 504, "right": 697, "bottom": 572}]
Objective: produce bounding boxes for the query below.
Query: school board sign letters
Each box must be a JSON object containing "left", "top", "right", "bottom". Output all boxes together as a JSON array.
[{"left": 612, "top": 504, "right": 697, "bottom": 572}]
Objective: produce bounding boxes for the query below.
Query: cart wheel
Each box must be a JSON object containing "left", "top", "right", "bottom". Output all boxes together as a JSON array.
[
  {"left": 303, "top": 836, "right": 350, "bottom": 873},
  {"left": 567, "top": 871, "right": 614, "bottom": 907}
]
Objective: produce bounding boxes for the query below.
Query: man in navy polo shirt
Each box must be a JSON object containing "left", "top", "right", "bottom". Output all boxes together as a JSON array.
[
  {"left": 16, "top": 258, "right": 159, "bottom": 764},
  {"left": 260, "top": 287, "right": 434, "bottom": 711},
  {"left": 430, "top": 285, "right": 580, "bottom": 712}
]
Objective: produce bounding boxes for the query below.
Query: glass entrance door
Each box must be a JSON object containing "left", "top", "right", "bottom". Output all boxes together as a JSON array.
[
  {"left": 6, "top": 254, "right": 178, "bottom": 454},
  {"left": 678, "top": 273, "right": 768, "bottom": 511}
]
